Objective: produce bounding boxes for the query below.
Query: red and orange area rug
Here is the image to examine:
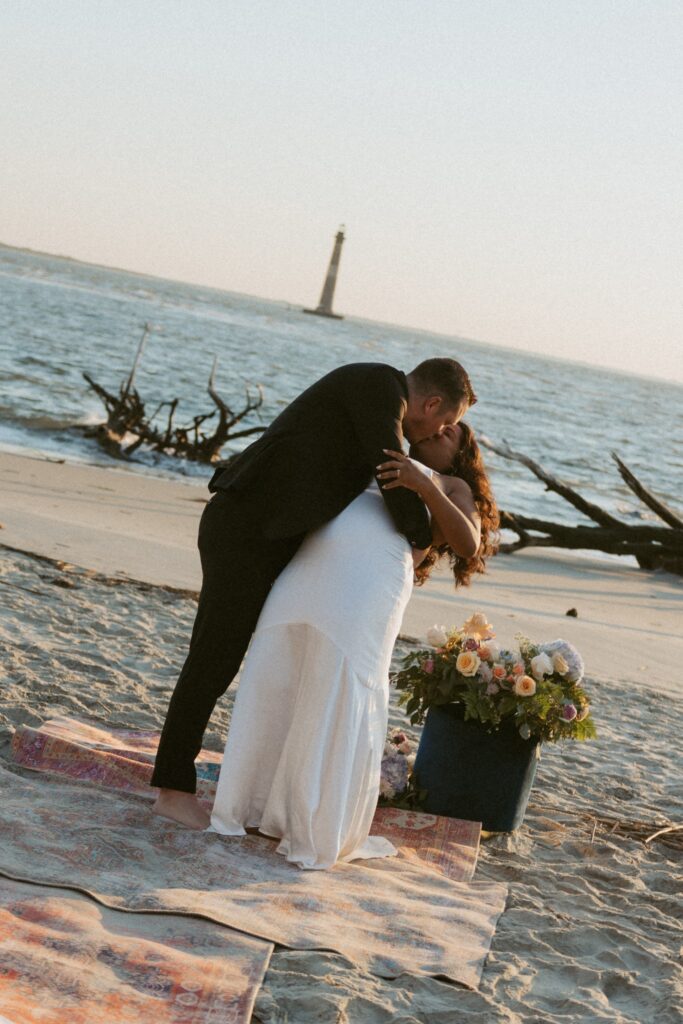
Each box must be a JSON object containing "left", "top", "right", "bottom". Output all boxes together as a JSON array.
[{"left": 0, "top": 874, "right": 272, "bottom": 1024}]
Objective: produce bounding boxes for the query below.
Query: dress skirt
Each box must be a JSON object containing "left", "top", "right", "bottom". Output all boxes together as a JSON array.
[{"left": 209, "top": 483, "right": 414, "bottom": 869}]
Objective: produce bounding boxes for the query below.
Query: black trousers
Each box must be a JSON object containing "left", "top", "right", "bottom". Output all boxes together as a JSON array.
[{"left": 150, "top": 490, "right": 303, "bottom": 793}]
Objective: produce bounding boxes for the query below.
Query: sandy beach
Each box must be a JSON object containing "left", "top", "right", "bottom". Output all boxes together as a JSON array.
[{"left": 1, "top": 450, "right": 681, "bottom": 1022}]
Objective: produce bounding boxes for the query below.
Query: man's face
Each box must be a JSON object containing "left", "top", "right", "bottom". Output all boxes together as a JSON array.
[
  {"left": 403, "top": 395, "right": 468, "bottom": 445},
  {"left": 410, "top": 423, "right": 464, "bottom": 473}
]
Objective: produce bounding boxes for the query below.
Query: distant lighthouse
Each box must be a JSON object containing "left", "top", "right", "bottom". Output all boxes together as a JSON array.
[{"left": 304, "top": 226, "right": 345, "bottom": 320}]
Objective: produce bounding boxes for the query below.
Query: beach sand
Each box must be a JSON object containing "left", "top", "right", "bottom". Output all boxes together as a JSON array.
[{"left": 1, "top": 450, "right": 681, "bottom": 1022}]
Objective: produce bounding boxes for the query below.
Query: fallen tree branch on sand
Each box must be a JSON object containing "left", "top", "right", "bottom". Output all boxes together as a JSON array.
[
  {"left": 80, "top": 325, "right": 266, "bottom": 464},
  {"left": 479, "top": 437, "right": 682, "bottom": 575},
  {"left": 582, "top": 812, "right": 683, "bottom": 852}
]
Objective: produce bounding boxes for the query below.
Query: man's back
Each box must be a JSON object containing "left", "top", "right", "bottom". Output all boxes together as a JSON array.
[{"left": 209, "top": 362, "right": 431, "bottom": 547}]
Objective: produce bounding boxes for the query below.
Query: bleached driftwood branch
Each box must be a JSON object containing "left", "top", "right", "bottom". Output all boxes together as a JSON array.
[
  {"left": 81, "top": 329, "right": 266, "bottom": 464},
  {"left": 480, "top": 437, "right": 682, "bottom": 574}
]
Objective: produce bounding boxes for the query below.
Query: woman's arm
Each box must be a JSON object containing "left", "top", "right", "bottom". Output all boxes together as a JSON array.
[
  {"left": 428, "top": 477, "right": 480, "bottom": 556},
  {"left": 378, "top": 451, "right": 481, "bottom": 559}
]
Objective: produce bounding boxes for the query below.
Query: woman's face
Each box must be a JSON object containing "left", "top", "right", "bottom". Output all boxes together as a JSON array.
[{"left": 410, "top": 422, "right": 464, "bottom": 473}]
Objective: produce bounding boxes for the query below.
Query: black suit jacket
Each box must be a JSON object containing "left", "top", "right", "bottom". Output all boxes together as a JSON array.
[{"left": 208, "top": 362, "right": 432, "bottom": 548}]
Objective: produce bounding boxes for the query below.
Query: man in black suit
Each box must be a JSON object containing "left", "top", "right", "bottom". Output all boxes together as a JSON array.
[{"left": 152, "top": 358, "right": 476, "bottom": 827}]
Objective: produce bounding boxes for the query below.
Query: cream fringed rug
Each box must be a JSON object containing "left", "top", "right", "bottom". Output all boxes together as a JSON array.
[
  {"left": 4, "top": 719, "right": 509, "bottom": 990},
  {"left": 0, "top": 875, "right": 273, "bottom": 1024}
]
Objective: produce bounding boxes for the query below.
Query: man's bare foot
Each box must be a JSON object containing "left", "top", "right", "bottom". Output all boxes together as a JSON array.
[{"left": 152, "top": 789, "right": 211, "bottom": 830}]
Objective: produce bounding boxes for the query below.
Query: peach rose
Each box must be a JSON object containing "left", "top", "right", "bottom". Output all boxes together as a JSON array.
[
  {"left": 461, "top": 612, "right": 494, "bottom": 640},
  {"left": 512, "top": 662, "right": 525, "bottom": 675},
  {"left": 456, "top": 651, "right": 481, "bottom": 677},
  {"left": 492, "top": 664, "right": 507, "bottom": 679},
  {"left": 478, "top": 644, "right": 492, "bottom": 661},
  {"left": 514, "top": 675, "right": 537, "bottom": 697}
]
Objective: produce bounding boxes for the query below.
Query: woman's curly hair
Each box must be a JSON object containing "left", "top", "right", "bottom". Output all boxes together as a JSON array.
[{"left": 413, "top": 422, "right": 499, "bottom": 588}]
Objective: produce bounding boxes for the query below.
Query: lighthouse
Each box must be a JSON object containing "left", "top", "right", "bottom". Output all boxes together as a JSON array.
[{"left": 304, "top": 226, "right": 345, "bottom": 320}]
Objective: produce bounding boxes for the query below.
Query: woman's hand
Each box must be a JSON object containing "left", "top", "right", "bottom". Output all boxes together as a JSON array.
[
  {"left": 379, "top": 449, "right": 481, "bottom": 559},
  {"left": 376, "top": 450, "right": 430, "bottom": 494}
]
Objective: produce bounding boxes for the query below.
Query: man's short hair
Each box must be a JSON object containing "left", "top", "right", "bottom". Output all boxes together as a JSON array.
[{"left": 409, "top": 358, "right": 477, "bottom": 408}]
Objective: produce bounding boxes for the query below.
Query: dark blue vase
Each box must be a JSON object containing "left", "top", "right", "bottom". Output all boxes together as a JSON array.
[{"left": 413, "top": 703, "right": 540, "bottom": 832}]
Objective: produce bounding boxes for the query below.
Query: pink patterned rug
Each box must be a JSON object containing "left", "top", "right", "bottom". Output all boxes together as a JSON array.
[
  {"left": 0, "top": 874, "right": 272, "bottom": 1024},
  {"left": 11, "top": 717, "right": 481, "bottom": 882}
]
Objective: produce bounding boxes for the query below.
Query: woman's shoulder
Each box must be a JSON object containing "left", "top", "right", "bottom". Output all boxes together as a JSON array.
[
  {"left": 440, "top": 474, "right": 477, "bottom": 510},
  {"left": 440, "top": 473, "right": 472, "bottom": 495}
]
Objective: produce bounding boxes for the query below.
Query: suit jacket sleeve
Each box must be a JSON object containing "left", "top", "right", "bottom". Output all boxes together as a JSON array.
[{"left": 342, "top": 367, "right": 432, "bottom": 549}]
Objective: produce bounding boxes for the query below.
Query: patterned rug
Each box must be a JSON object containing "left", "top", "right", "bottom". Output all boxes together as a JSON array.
[
  {"left": 11, "top": 717, "right": 481, "bottom": 883},
  {"left": 0, "top": 756, "right": 508, "bottom": 989},
  {"left": 0, "top": 874, "right": 272, "bottom": 1024}
]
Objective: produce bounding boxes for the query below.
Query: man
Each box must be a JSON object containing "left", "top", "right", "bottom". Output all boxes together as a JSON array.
[{"left": 152, "top": 357, "right": 476, "bottom": 827}]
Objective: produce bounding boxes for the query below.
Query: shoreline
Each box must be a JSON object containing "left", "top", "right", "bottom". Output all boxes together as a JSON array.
[{"left": 1, "top": 449, "right": 680, "bottom": 696}]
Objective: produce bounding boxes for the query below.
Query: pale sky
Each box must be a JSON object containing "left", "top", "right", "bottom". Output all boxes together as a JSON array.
[{"left": 2, "top": 1, "right": 682, "bottom": 382}]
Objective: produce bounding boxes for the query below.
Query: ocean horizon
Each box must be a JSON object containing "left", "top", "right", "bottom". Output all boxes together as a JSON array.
[{"left": 3, "top": 240, "right": 679, "bottom": 390}]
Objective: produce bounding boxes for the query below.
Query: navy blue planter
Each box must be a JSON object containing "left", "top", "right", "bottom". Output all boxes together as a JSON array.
[{"left": 413, "top": 703, "right": 540, "bottom": 832}]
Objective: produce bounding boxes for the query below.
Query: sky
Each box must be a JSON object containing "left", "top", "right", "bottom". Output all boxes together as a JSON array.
[{"left": 2, "top": 1, "right": 682, "bottom": 382}]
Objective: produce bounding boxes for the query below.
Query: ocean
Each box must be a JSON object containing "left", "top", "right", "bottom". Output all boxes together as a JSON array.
[{"left": 1, "top": 243, "right": 681, "bottom": 547}]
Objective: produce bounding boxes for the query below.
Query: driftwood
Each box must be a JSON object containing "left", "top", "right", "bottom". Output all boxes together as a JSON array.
[
  {"left": 81, "top": 325, "right": 266, "bottom": 463},
  {"left": 611, "top": 451, "right": 683, "bottom": 530},
  {"left": 583, "top": 813, "right": 683, "bottom": 853},
  {"left": 480, "top": 437, "right": 683, "bottom": 574}
]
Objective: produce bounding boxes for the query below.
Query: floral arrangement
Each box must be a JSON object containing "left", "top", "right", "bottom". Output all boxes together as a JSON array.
[
  {"left": 379, "top": 728, "right": 421, "bottom": 805},
  {"left": 391, "top": 612, "right": 597, "bottom": 744}
]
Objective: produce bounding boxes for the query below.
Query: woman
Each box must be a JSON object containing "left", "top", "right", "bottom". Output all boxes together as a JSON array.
[
  {"left": 209, "top": 422, "right": 498, "bottom": 868},
  {"left": 407, "top": 421, "right": 499, "bottom": 589}
]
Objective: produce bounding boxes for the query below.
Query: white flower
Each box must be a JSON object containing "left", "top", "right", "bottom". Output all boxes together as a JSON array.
[
  {"left": 379, "top": 778, "right": 395, "bottom": 799},
  {"left": 486, "top": 641, "right": 501, "bottom": 661},
  {"left": 478, "top": 662, "right": 493, "bottom": 684},
  {"left": 530, "top": 652, "right": 554, "bottom": 680},
  {"left": 426, "top": 624, "right": 449, "bottom": 647}
]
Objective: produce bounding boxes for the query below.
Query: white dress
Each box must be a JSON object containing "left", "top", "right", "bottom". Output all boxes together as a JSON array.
[{"left": 209, "top": 468, "right": 431, "bottom": 869}]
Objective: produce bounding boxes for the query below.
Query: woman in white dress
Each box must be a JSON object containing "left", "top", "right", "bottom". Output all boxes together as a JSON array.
[{"left": 209, "top": 422, "right": 498, "bottom": 869}]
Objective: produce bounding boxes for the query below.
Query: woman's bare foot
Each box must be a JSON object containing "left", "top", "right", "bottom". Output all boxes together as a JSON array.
[{"left": 152, "top": 789, "right": 211, "bottom": 830}]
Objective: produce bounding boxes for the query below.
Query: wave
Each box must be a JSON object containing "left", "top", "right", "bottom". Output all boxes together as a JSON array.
[{"left": 0, "top": 407, "right": 87, "bottom": 432}]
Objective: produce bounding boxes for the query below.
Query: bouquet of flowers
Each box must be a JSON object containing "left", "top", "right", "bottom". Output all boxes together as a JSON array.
[
  {"left": 378, "top": 728, "right": 422, "bottom": 805},
  {"left": 391, "top": 612, "right": 597, "bottom": 743}
]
